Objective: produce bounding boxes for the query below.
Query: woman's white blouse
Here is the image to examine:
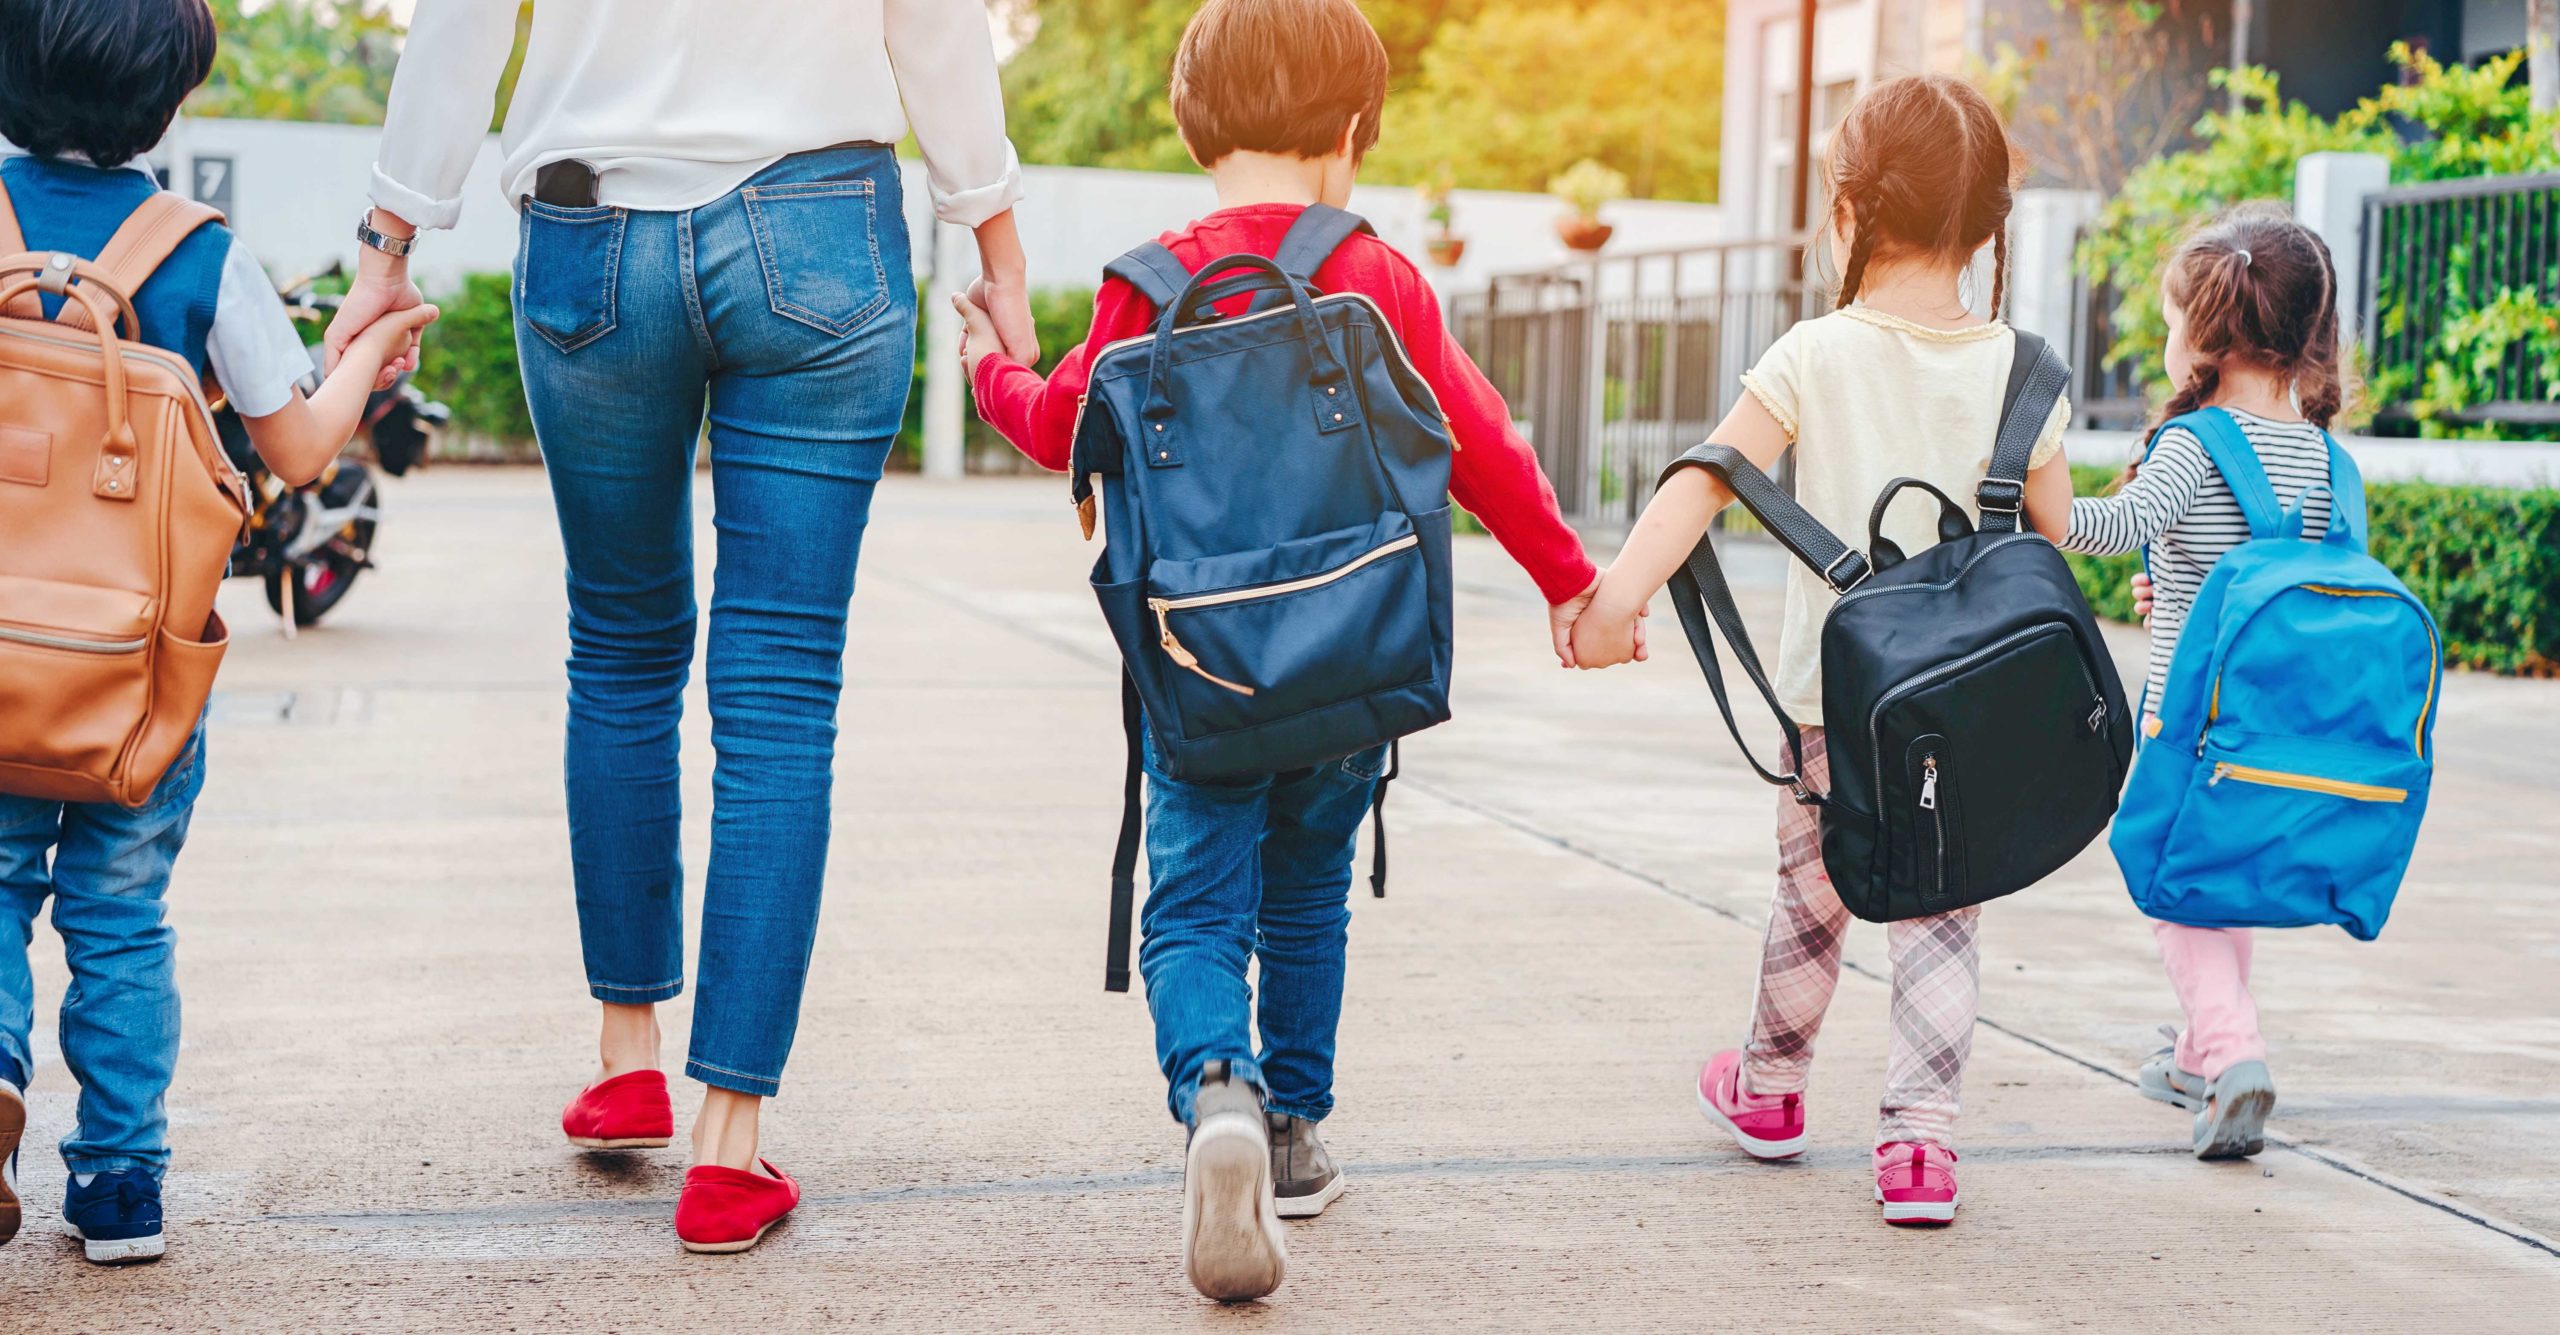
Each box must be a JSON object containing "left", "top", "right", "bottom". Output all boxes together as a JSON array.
[{"left": 370, "top": 0, "right": 1023, "bottom": 229}]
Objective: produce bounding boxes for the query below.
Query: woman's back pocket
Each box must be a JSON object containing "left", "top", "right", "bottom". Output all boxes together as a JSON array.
[
  {"left": 741, "top": 180, "right": 890, "bottom": 338},
  {"left": 516, "top": 201, "right": 626, "bottom": 353}
]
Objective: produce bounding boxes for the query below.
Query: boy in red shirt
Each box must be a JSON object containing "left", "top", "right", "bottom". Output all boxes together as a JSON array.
[{"left": 956, "top": 0, "right": 1611, "bottom": 1303}]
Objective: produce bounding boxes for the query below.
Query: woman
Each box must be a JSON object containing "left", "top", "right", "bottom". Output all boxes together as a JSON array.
[{"left": 328, "top": 1, "right": 1036, "bottom": 1253}]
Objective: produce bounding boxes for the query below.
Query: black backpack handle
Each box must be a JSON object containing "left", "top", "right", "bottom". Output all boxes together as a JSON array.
[
  {"left": 1137, "top": 253, "right": 1358, "bottom": 460},
  {"left": 1867, "top": 477, "right": 1975, "bottom": 571}
]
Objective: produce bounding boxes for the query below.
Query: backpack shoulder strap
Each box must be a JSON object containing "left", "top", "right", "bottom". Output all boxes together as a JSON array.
[
  {"left": 1272, "top": 204, "right": 1375, "bottom": 283},
  {"left": 0, "top": 175, "right": 26, "bottom": 256},
  {"left": 2317, "top": 432, "right": 2370, "bottom": 551},
  {"left": 1976, "top": 330, "right": 2068, "bottom": 533},
  {"left": 1102, "top": 241, "right": 1192, "bottom": 313},
  {"left": 90, "top": 192, "right": 223, "bottom": 298},
  {"left": 2177, "top": 408, "right": 2284, "bottom": 541}
]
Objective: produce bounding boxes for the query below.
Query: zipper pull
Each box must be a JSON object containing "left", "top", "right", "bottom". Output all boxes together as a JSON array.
[
  {"left": 1918, "top": 755, "right": 1939, "bottom": 810},
  {"left": 1148, "top": 598, "right": 1257, "bottom": 697},
  {"left": 2210, "top": 763, "right": 2231, "bottom": 787}
]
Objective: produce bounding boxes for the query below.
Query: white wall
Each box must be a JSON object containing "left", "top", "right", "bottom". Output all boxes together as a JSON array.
[{"left": 158, "top": 117, "right": 1724, "bottom": 296}]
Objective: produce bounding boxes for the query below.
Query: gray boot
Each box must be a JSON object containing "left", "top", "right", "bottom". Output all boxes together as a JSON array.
[
  {"left": 1182, "top": 1061, "right": 1285, "bottom": 1302},
  {"left": 2194, "top": 1060, "right": 2277, "bottom": 1160},
  {"left": 1268, "top": 1112, "right": 1346, "bottom": 1219}
]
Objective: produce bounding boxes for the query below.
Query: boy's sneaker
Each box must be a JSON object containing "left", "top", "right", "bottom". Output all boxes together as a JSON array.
[
  {"left": 2193, "top": 1060, "right": 2277, "bottom": 1160},
  {"left": 1267, "top": 1112, "right": 1345, "bottom": 1219},
  {"left": 1874, "top": 1142, "right": 1960, "bottom": 1226},
  {"left": 2138, "top": 1024, "right": 2207, "bottom": 1111},
  {"left": 1695, "top": 1049, "right": 1806, "bottom": 1159},
  {"left": 0, "top": 1082, "right": 22, "bottom": 1246},
  {"left": 64, "top": 1169, "right": 164, "bottom": 1264},
  {"left": 561, "top": 1069, "right": 675, "bottom": 1149},
  {"left": 1182, "top": 1061, "right": 1285, "bottom": 1302}
]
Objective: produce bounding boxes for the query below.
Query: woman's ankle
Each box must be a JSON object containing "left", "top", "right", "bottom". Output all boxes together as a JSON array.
[
  {"left": 692, "top": 1088, "right": 763, "bottom": 1171},
  {"left": 597, "top": 1001, "right": 661, "bottom": 1080}
]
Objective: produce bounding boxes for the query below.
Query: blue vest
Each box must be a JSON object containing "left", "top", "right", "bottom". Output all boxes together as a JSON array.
[{"left": 1, "top": 156, "right": 226, "bottom": 374}]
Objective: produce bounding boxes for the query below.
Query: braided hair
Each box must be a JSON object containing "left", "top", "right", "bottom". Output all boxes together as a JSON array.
[
  {"left": 2155, "top": 205, "right": 2349, "bottom": 432},
  {"left": 1825, "top": 76, "right": 2024, "bottom": 318}
]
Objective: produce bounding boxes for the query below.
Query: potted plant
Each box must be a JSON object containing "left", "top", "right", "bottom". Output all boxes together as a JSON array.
[
  {"left": 1420, "top": 165, "right": 1466, "bottom": 267},
  {"left": 1549, "top": 159, "right": 1627, "bottom": 253}
]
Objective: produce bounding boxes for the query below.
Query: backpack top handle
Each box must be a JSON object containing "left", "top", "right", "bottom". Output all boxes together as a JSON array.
[{"left": 1136, "top": 252, "right": 1358, "bottom": 464}]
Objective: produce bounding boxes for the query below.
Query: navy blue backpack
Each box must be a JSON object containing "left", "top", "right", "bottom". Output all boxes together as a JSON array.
[{"left": 1071, "top": 206, "right": 1457, "bottom": 990}]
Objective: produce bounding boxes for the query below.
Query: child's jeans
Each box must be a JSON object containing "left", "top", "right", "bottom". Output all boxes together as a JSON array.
[
  {"left": 0, "top": 722, "right": 205, "bottom": 1180},
  {"left": 1137, "top": 721, "right": 1386, "bottom": 1126},
  {"left": 2151, "top": 921, "right": 2266, "bottom": 1079},
  {"left": 1739, "top": 727, "right": 1983, "bottom": 1148}
]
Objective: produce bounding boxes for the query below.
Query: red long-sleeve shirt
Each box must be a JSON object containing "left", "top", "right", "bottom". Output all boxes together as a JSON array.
[{"left": 970, "top": 203, "right": 1598, "bottom": 605}]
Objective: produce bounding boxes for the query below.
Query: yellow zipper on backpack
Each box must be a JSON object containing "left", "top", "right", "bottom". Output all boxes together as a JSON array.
[
  {"left": 1146, "top": 533, "right": 1421, "bottom": 696},
  {"left": 2209, "top": 763, "right": 2407, "bottom": 803}
]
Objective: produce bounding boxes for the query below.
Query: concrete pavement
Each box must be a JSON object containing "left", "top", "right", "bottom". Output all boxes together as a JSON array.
[{"left": 3, "top": 470, "right": 2554, "bottom": 1331}]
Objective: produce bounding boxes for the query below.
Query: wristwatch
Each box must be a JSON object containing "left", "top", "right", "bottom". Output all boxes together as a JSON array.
[{"left": 355, "top": 209, "right": 418, "bottom": 259}]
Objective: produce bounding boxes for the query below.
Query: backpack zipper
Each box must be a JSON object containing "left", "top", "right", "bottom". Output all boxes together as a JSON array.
[
  {"left": 0, "top": 625, "right": 146, "bottom": 654},
  {"left": 1919, "top": 753, "right": 1945, "bottom": 901},
  {"left": 2209, "top": 763, "right": 2407, "bottom": 803},
  {"left": 1146, "top": 532, "right": 1421, "bottom": 696}
]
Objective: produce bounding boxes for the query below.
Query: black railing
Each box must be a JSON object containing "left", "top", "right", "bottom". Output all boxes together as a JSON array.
[
  {"left": 1451, "top": 237, "right": 1816, "bottom": 524},
  {"left": 2070, "top": 225, "right": 2149, "bottom": 431},
  {"left": 2362, "top": 171, "right": 2560, "bottom": 427}
]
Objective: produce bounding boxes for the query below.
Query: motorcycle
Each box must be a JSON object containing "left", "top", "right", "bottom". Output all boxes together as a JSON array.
[{"left": 212, "top": 267, "right": 449, "bottom": 629}]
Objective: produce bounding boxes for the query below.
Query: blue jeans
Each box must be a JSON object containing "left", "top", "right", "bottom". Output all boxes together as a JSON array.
[
  {"left": 1139, "top": 725, "right": 1386, "bottom": 1125},
  {"left": 512, "top": 145, "right": 916, "bottom": 1097},
  {"left": 0, "top": 724, "right": 205, "bottom": 1179}
]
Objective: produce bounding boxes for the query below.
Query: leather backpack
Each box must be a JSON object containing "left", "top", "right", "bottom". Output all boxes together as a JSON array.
[
  {"left": 0, "top": 183, "right": 249, "bottom": 806},
  {"left": 1659, "top": 332, "right": 2134, "bottom": 921}
]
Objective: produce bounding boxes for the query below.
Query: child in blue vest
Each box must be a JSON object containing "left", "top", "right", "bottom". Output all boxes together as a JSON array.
[
  {"left": 2058, "top": 207, "right": 2347, "bottom": 1160},
  {"left": 0, "top": 0, "right": 435, "bottom": 1264}
]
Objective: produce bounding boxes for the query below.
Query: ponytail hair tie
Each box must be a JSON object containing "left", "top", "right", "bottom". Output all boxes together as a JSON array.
[{"left": 2235, "top": 247, "right": 2253, "bottom": 268}]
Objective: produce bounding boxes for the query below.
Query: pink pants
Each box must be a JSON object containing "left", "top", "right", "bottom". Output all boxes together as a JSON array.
[
  {"left": 2151, "top": 920, "right": 2267, "bottom": 1078},
  {"left": 1738, "top": 728, "right": 1982, "bottom": 1148}
]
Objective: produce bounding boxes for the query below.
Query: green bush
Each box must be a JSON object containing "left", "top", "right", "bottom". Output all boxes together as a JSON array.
[
  {"left": 2063, "top": 463, "right": 2560, "bottom": 675},
  {"left": 420, "top": 272, "right": 538, "bottom": 454}
]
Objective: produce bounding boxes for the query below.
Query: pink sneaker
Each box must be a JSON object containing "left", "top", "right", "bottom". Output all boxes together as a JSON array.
[
  {"left": 1695, "top": 1050, "right": 1806, "bottom": 1159},
  {"left": 1874, "top": 1141, "right": 1960, "bottom": 1225}
]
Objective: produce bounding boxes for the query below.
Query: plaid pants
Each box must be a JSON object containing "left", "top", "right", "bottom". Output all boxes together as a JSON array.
[{"left": 1738, "top": 728, "right": 1982, "bottom": 1148}]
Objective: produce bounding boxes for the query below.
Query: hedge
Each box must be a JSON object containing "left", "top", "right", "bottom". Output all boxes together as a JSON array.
[{"left": 2063, "top": 465, "right": 2560, "bottom": 676}]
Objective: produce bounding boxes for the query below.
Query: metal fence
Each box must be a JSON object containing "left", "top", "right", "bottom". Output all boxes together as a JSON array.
[
  {"left": 2361, "top": 171, "right": 2560, "bottom": 429},
  {"left": 1451, "top": 237, "right": 1817, "bottom": 524},
  {"left": 2069, "top": 226, "right": 2149, "bottom": 430}
]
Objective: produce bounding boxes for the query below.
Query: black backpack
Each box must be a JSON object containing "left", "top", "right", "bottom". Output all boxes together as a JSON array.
[{"left": 1659, "top": 332, "right": 2133, "bottom": 922}]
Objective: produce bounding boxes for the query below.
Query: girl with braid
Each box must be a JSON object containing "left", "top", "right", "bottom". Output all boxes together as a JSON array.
[
  {"left": 2060, "top": 206, "right": 2349, "bottom": 1161},
  {"left": 1573, "top": 76, "right": 2073, "bottom": 1225}
]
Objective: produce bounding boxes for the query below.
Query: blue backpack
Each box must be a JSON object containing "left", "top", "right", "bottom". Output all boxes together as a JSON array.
[
  {"left": 1072, "top": 205, "right": 1456, "bottom": 989},
  {"left": 2109, "top": 409, "right": 2440, "bottom": 940}
]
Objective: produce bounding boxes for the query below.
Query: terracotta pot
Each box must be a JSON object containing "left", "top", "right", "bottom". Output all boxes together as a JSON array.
[
  {"left": 1556, "top": 217, "right": 1614, "bottom": 252},
  {"left": 1426, "top": 235, "right": 1468, "bottom": 267}
]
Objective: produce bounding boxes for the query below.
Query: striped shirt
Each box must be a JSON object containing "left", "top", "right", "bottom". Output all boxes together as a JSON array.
[{"left": 2061, "top": 409, "right": 2335, "bottom": 710}]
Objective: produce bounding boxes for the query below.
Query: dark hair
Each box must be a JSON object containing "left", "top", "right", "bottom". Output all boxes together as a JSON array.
[
  {"left": 2156, "top": 204, "right": 2348, "bottom": 430},
  {"left": 1171, "top": 0, "right": 1388, "bottom": 166},
  {"left": 0, "top": 0, "right": 216, "bottom": 168},
  {"left": 1826, "top": 75, "right": 2024, "bottom": 318}
]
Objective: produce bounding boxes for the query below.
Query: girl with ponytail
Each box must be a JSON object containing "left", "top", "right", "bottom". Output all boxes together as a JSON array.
[
  {"left": 2059, "top": 204, "right": 2351, "bottom": 1162},
  {"left": 1573, "top": 76, "right": 2074, "bottom": 1226}
]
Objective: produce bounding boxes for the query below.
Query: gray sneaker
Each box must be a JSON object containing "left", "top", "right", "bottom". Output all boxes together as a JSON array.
[
  {"left": 2138, "top": 1025, "right": 2207, "bottom": 1111},
  {"left": 2193, "top": 1060, "right": 2277, "bottom": 1160},
  {"left": 1268, "top": 1112, "right": 1346, "bottom": 1219},
  {"left": 1182, "top": 1061, "right": 1285, "bottom": 1302}
]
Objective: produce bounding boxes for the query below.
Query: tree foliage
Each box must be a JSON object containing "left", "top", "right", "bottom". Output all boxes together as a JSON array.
[
  {"left": 188, "top": 0, "right": 403, "bottom": 124},
  {"left": 2076, "top": 46, "right": 2560, "bottom": 412},
  {"left": 1001, "top": 0, "right": 1718, "bottom": 200}
]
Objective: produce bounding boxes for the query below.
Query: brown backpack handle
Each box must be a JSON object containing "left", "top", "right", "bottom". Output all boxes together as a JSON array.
[{"left": 0, "top": 267, "right": 146, "bottom": 502}]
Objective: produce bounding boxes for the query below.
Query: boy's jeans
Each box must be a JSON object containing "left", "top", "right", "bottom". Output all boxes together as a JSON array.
[
  {"left": 512, "top": 145, "right": 915, "bottom": 1097},
  {"left": 1138, "top": 723, "right": 1386, "bottom": 1126},
  {"left": 0, "top": 724, "right": 205, "bottom": 1180}
]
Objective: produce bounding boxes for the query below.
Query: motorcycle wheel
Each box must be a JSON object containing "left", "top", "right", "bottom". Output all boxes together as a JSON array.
[{"left": 262, "top": 465, "right": 377, "bottom": 626}]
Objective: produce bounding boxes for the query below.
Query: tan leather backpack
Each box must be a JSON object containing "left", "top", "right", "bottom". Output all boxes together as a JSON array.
[{"left": 0, "top": 182, "right": 250, "bottom": 807}]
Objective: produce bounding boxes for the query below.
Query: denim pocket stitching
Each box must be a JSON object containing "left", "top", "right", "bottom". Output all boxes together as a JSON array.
[
  {"left": 517, "top": 205, "right": 626, "bottom": 354},
  {"left": 1341, "top": 746, "right": 1390, "bottom": 781},
  {"left": 742, "top": 180, "right": 889, "bottom": 338}
]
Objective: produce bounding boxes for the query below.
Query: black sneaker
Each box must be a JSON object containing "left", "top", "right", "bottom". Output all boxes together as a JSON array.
[
  {"left": 1268, "top": 1112, "right": 1345, "bottom": 1218},
  {"left": 1181, "top": 1061, "right": 1285, "bottom": 1302}
]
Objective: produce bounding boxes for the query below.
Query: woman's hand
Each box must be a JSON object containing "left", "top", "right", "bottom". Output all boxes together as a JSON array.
[
  {"left": 952, "top": 291, "right": 1000, "bottom": 384},
  {"left": 326, "top": 209, "right": 426, "bottom": 391},
  {"left": 969, "top": 209, "right": 1040, "bottom": 365}
]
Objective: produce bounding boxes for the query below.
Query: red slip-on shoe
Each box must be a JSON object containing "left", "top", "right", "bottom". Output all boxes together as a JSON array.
[
  {"left": 561, "top": 1070, "right": 675, "bottom": 1149},
  {"left": 675, "top": 1160, "right": 800, "bottom": 1254}
]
